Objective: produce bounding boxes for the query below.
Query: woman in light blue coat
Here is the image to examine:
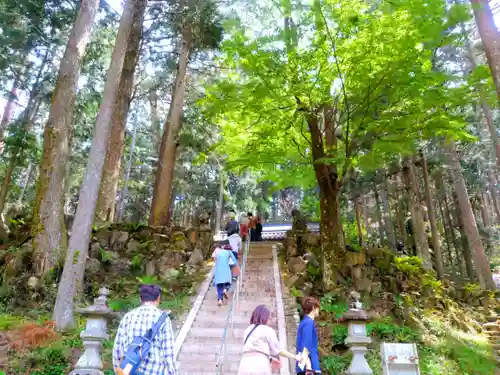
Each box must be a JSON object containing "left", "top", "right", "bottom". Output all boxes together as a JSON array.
[{"left": 212, "top": 242, "right": 237, "bottom": 306}]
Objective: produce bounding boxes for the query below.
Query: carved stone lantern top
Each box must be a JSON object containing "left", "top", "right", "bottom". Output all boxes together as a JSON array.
[
  {"left": 343, "top": 290, "right": 370, "bottom": 321},
  {"left": 75, "top": 287, "right": 114, "bottom": 318}
]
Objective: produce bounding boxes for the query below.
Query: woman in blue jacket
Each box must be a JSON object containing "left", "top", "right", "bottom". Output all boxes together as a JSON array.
[
  {"left": 296, "top": 296, "right": 321, "bottom": 374},
  {"left": 212, "top": 241, "right": 237, "bottom": 306}
]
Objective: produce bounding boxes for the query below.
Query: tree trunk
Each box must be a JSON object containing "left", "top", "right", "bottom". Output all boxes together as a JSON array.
[
  {"left": 420, "top": 151, "right": 444, "bottom": 278},
  {"left": 116, "top": 121, "right": 137, "bottom": 222},
  {"left": 32, "top": 0, "right": 100, "bottom": 276},
  {"left": 18, "top": 162, "right": 33, "bottom": 203},
  {"left": 373, "top": 187, "right": 385, "bottom": 245},
  {"left": 393, "top": 175, "right": 406, "bottom": 246},
  {"left": 167, "top": 187, "right": 176, "bottom": 226},
  {"left": 307, "top": 113, "right": 344, "bottom": 288},
  {"left": 149, "top": 88, "right": 162, "bottom": 154},
  {"left": 452, "top": 190, "right": 476, "bottom": 280},
  {"left": 0, "top": 155, "right": 18, "bottom": 242},
  {"left": 480, "top": 193, "right": 491, "bottom": 227},
  {"left": 402, "top": 156, "right": 432, "bottom": 269},
  {"left": 0, "top": 79, "right": 19, "bottom": 153},
  {"left": 164, "top": 145, "right": 182, "bottom": 225},
  {"left": 53, "top": 0, "right": 138, "bottom": 331},
  {"left": 470, "top": 0, "right": 500, "bottom": 103},
  {"left": 481, "top": 103, "right": 500, "bottom": 168},
  {"left": 487, "top": 170, "right": 500, "bottom": 223},
  {"left": 363, "top": 195, "right": 372, "bottom": 239},
  {"left": 441, "top": 173, "right": 464, "bottom": 276},
  {"left": 436, "top": 193, "right": 455, "bottom": 274},
  {"left": 95, "top": 0, "right": 146, "bottom": 223},
  {"left": 215, "top": 170, "right": 224, "bottom": 234},
  {"left": 354, "top": 196, "right": 364, "bottom": 247},
  {"left": 149, "top": 29, "right": 192, "bottom": 226},
  {"left": 461, "top": 29, "right": 500, "bottom": 167},
  {"left": 380, "top": 181, "right": 396, "bottom": 250},
  {"left": 444, "top": 139, "right": 495, "bottom": 289},
  {"left": 0, "top": 156, "right": 17, "bottom": 215}
]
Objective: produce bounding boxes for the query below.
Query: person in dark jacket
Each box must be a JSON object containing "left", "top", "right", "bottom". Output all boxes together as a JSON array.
[
  {"left": 255, "top": 216, "right": 263, "bottom": 241},
  {"left": 225, "top": 210, "right": 239, "bottom": 236},
  {"left": 296, "top": 296, "right": 321, "bottom": 374}
]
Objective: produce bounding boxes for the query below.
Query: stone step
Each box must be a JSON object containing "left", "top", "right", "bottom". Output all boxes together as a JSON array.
[
  {"left": 483, "top": 323, "right": 500, "bottom": 331},
  {"left": 178, "top": 352, "right": 241, "bottom": 366},
  {"left": 187, "top": 327, "right": 247, "bottom": 339},
  {"left": 192, "top": 315, "right": 251, "bottom": 329},
  {"left": 193, "top": 304, "right": 275, "bottom": 317},
  {"left": 179, "top": 340, "right": 243, "bottom": 355},
  {"left": 179, "top": 360, "right": 240, "bottom": 373},
  {"left": 193, "top": 311, "right": 278, "bottom": 326},
  {"left": 201, "top": 302, "right": 277, "bottom": 314},
  {"left": 177, "top": 371, "right": 223, "bottom": 375}
]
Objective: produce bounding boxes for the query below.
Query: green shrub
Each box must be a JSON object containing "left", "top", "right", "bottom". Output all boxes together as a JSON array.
[
  {"left": 394, "top": 256, "right": 423, "bottom": 275},
  {"left": 331, "top": 325, "right": 348, "bottom": 345},
  {"left": 320, "top": 293, "right": 348, "bottom": 318},
  {"left": 444, "top": 336, "right": 496, "bottom": 375},
  {"left": 131, "top": 254, "right": 142, "bottom": 270},
  {"left": 108, "top": 298, "right": 139, "bottom": 312},
  {"left": 30, "top": 344, "right": 70, "bottom": 375},
  {"left": 322, "top": 354, "right": 351, "bottom": 373},
  {"left": 0, "top": 313, "right": 23, "bottom": 330},
  {"left": 367, "top": 317, "right": 420, "bottom": 343},
  {"left": 100, "top": 248, "right": 114, "bottom": 264},
  {"left": 307, "top": 263, "right": 321, "bottom": 282}
]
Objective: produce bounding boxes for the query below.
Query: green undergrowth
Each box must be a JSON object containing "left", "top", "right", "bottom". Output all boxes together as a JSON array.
[
  {"left": 2, "top": 265, "right": 209, "bottom": 375},
  {"left": 309, "top": 255, "right": 499, "bottom": 375},
  {"left": 321, "top": 313, "right": 496, "bottom": 375}
]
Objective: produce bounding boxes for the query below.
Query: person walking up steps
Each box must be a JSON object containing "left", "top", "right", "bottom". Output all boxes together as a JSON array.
[
  {"left": 296, "top": 296, "right": 321, "bottom": 374},
  {"left": 113, "top": 284, "right": 176, "bottom": 375},
  {"left": 240, "top": 212, "right": 249, "bottom": 241},
  {"left": 212, "top": 241, "right": 237, "bottom": 306},
  {"left": 225, "top": 210, "right": 239, "bottom": 237},
  {"left": 238, "top": 305, "right": 301, "bottom": 375}
]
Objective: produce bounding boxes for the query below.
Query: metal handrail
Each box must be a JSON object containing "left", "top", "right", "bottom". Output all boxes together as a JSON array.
[{"left": 215, "top": 236, "right": 250, "bottom": 374}]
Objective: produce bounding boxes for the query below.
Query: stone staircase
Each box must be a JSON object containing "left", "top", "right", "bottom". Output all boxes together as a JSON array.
[
  {"left": 482, "top": 316, "right": 500, "bottom": 362},
  {"left": 176, "top": 242, "right": 287, "bottom": 375}
]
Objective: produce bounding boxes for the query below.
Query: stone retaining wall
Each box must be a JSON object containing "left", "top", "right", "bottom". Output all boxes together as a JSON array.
[{"left": 86, "top": 224, "right": 213, "bottom": 281}]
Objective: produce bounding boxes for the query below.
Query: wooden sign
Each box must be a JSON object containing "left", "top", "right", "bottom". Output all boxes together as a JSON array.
[{"left": 381, "top": 343, "right": 420, "bottom": 375}]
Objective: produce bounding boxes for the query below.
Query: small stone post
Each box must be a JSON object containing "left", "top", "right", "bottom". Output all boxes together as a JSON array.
[
  {"left": 70, "top": 287, "right": 114, "bottom": 375},
  {"left": 342, "top": 291, "right": 373, "bottom": 375}
]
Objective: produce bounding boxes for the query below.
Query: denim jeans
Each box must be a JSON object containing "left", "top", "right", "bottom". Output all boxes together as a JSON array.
[{"left": 217, "top": 282, "right": 231, "bottom": 300}]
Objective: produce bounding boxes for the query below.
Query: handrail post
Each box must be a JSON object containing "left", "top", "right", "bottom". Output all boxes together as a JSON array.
[{"left": 216, "top": 235, "right": 250, "bottom": 374}]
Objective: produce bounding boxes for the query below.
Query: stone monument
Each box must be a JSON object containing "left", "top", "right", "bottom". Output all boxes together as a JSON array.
[{"left": 381, "top": 342, "right": 420, "bottom": 375}]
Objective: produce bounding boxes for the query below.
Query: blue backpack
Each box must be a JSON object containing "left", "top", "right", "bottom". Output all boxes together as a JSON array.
[{"left": 117, "top": 312, "right": 168, "bottom": 375}]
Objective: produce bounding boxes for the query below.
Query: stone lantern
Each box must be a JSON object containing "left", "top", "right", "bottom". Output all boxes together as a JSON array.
[
  {"left": 342, "top": 291, "right": 373, "bottom": 375},
  {"left": 70, "top": 287, "right": 115, "bottom": 375}
]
